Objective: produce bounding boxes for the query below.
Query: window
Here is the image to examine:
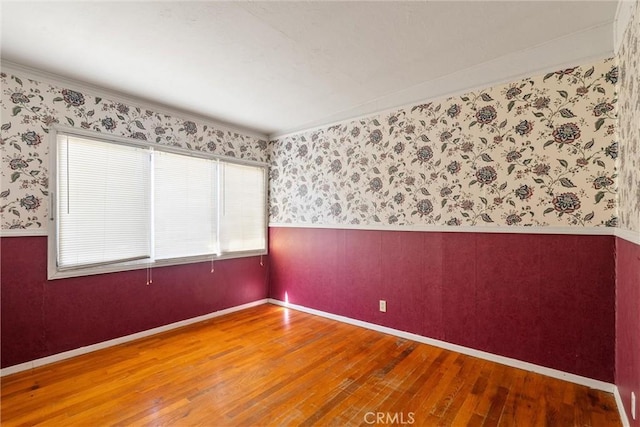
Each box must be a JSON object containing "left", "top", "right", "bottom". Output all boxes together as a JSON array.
[
  {"left": 48, "top": 127, "right": 267, "bottom": 280},
  {"left": 219, "top": 162, "right": 267, "bottom": 252},
  {"left": 153, "top": 151, "right": 219, "bottom": 260}
]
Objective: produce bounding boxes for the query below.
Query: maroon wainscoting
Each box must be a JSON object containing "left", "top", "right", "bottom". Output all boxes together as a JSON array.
[
  {"left": 616, "top": 237, "right": 640, "bottom": 426},
  {"left": 1, "top": 237, "right": 269, "bottom": 368},
  {"left": 269, "top": 227, "right": 616, "bottom": 382}
]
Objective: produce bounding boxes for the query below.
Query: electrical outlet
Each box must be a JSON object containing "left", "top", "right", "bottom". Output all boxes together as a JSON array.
[
  {"left": 632, "top": 391, "right": 636, "bottom": 420},
  {"left": 379, "top": 300, "right": 386, "bottom": 312}
]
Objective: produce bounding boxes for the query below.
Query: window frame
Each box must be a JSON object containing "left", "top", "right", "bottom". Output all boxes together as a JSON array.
[{"left": 47, "top": 125, "right": 268, "bottom": 280}]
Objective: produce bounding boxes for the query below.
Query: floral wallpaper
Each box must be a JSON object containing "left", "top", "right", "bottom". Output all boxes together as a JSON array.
[
  {"left": 270, "top": 59, "right": 620, "bottom": 228},
  {"left": 1, "top": 55, "right": 627, "bottom": 232},
  {"left": 617, "top": 0, "right": 640, "bottom": 234},
  {"left": 0, "top": 71, "right": 268, "bottom": 231}
]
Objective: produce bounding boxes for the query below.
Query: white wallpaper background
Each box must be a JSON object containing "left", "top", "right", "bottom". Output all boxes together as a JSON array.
[
  {"left": 0, "top": 52, "right": 634, "bottom": 233},
  {"left": 0, "top": 72, "right": 268, "bottom": 231},
  {"left": 269, "top": 59, "right": 620, "bottom": 228},
  {"left": 617, "top": 0, "right": 640, "bottom": 234}
]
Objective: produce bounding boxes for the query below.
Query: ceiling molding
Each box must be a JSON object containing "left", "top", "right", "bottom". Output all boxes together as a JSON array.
[
  {"left": 0, "top": 60, "right": 269, "bottom": 140},
  {"left": 1, "top": 0, "right": 618, "bottom": 140},
  {"left": 271, "top": 22, "right": 615, "bottom": 139},
  {"left": 614, "top": 0, "right": 637, "bottom": 53}
]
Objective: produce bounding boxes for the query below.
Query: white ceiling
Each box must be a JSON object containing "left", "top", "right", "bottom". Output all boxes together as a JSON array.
[{"left": 1, "top": 1, "right": 619, "bottom": 137}]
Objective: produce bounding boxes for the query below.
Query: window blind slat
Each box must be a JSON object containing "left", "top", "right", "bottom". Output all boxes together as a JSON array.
[
  {"left": 219, "top": 162, "right": 266, "bottom": 252},
  {"left": 153, "top": 151, "right": 218, "bottom": 260},
  {"left": 53, "top": 131, "right": 266, "bottom": 278},
  {"left": 57, "top": 135, "right": 150, "bottom": 268}
]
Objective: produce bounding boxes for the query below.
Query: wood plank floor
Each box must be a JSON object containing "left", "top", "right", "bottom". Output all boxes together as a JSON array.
[{"left": 1, "top": 304, "right": 621, "bottom": 426}]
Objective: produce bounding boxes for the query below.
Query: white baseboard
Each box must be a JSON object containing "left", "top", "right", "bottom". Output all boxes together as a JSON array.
[
  {"left": 614, "top": 387, "right": 632, "bottom": 427},
  {"left": 267, "top": 298, "right": 616, "bottom": 394},
  {"left": 270, "top": 299, "right": 635, "bottom": 422},
  {"left": 2, "top": 296, "right": 630, "bottom": 424},
  {"left": 0, "top": 299, "right": 268, "bottom": 377}
]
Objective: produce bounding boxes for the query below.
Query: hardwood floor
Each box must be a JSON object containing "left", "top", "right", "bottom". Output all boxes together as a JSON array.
[{"left": 1, "top": 304, "right": 621, "bottom": 426}]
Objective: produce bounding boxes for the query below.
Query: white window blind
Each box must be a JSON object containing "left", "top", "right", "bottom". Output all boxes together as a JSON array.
[
  {"left": 57, "top": 135, "right": 151, "bottom": 268},
  {"left": 51, "top": 129, "right": 267, "bottom": 280},
  {"left": 220, "top": 162, "right": 266, "bottom": 252},
  {"left": 154, "top": 151, "right": 218, "bottom": 260}
]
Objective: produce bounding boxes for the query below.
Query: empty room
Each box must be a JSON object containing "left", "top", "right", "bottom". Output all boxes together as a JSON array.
[{"left": 1, "top": 1, "right": 638, "bottom": 426}]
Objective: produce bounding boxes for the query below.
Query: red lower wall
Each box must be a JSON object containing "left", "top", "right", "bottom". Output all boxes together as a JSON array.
[
  {"left": 269, "top": 227, "right": 616, "bottom": 383},
  {"left": 616, "top": 236, "right": 640, "bottom": 426},
  {"left": 2, "top": 231, "right": 624, "bottom": 390},
  {"left": 1, "top": 236, "right": 269, "bottom": 368}
]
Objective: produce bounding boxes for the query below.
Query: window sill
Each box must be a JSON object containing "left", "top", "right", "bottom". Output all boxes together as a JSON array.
[{"left": 47, "top": 249, "right": 267, "bottom": 281}]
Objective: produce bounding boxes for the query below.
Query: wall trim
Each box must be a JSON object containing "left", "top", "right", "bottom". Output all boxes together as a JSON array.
[
  {"left": 614, "top": 386, "right": 632, "bottom": 427},
  {"left": 269, "top": 222, "right": 640, "bottom": 245},
  {"left": 268, "top": 299, "right": 616, "bottom": 394},
  {"left": 0, "top": 229, "right": 48, "bottom": 237},
  {"left": 0, "top": 60, "right": 268, "bottom": 140},
  {"left": 615, "top": 227, "right": 640, "bottom": 246},
  {"left": 7, "top": 225, "right": 639, "bottom": 245},
  {"left": 0, "top": 299, "right": 268, "bottom": 377},
  {"left": 269, "top": 222, "right": 615, "bottom": 236},
  {"left": 271, "top": 27, "right": 614, "bottom": 139}
]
